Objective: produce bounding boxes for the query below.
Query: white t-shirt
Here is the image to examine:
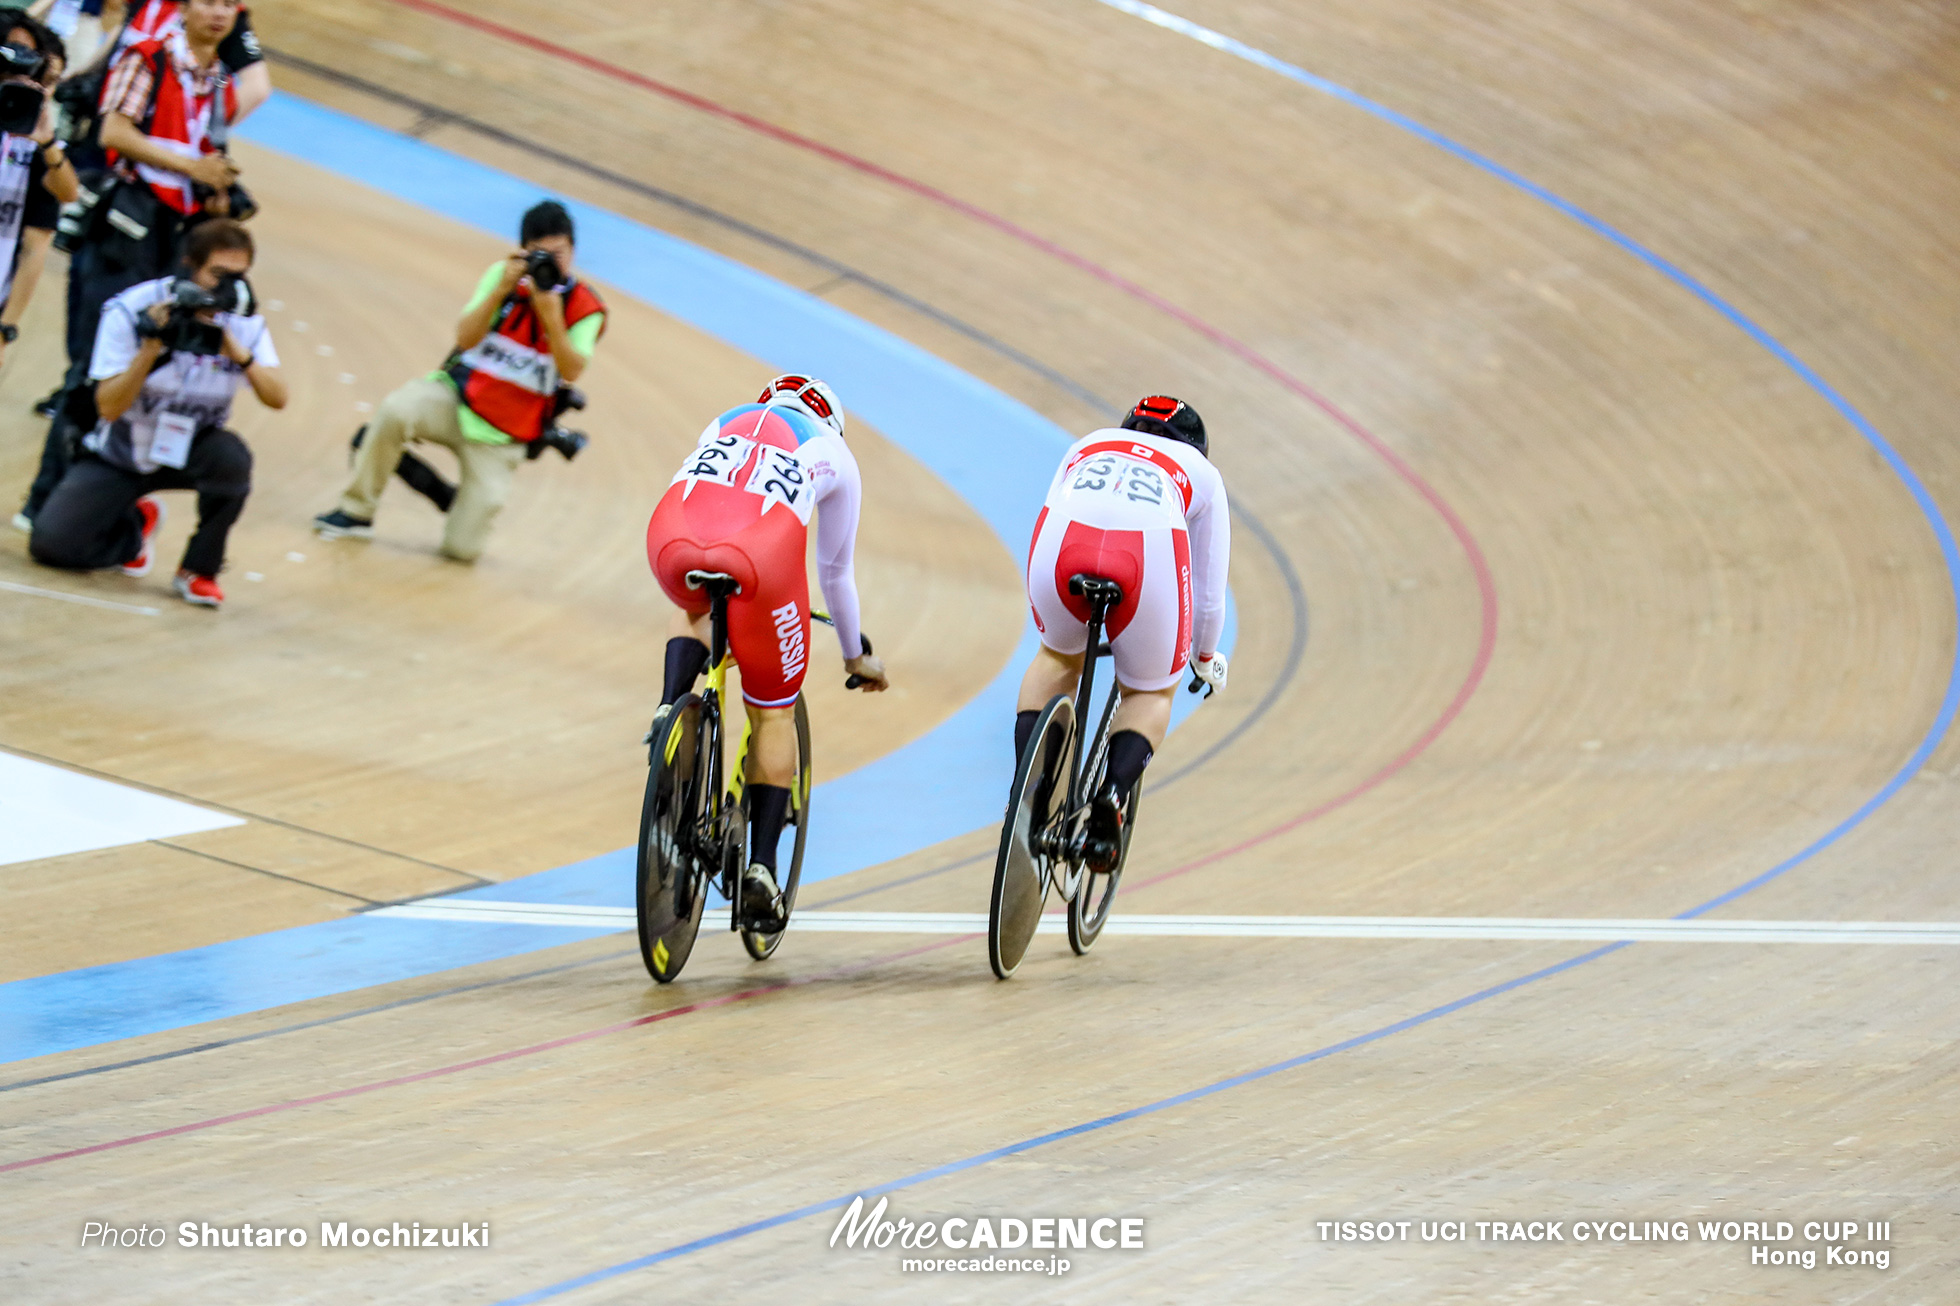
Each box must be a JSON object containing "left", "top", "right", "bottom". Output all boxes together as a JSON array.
[
  {"left": 0, "top": 133, "right": 41, "bottom": 307},
  {"left": 84, "top": 275, "right": 277, "bottom": 474}
]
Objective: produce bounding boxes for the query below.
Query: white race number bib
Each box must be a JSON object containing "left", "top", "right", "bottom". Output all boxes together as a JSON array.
[
  {"left": 744, "top": 445, "right": 814, "bottom": 524},
  {"left": 675, "top": 433, "right": 755, "bottom": 494}
]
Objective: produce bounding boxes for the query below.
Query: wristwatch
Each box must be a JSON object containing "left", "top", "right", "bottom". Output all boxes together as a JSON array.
[{"left": 0, "top": 325, "right": 18, "bottom": 344}]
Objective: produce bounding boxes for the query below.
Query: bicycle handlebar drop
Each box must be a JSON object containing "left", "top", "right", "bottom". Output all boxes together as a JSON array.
[{"left": 845, "top": 634, "right": 874, "bottom": 689}]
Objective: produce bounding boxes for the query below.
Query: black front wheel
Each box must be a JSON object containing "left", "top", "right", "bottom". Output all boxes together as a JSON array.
[
  {"left": 1068, "top": 781, "right": 1135, "bottom": 955},
  {"left": 638, "top": 696, "right": 708, "bottom": 983},
  {"left": 990, "top": 694, "right": 1074, "bottom": 979}
]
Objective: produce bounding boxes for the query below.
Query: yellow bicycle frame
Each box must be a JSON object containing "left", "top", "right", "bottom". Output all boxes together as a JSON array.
[{"left": 671, "top": 646, "right": 811, "bottom": 815}]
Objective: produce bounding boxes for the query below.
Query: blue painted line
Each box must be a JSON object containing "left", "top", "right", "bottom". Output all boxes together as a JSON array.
[
  {"left": 501, "top": 943, "right": 1635, "bottom": 1303},
  {"left": 0, "top": 93, "right": 1231, "bottom": 1064},
  {"left": 0, "top": 918, "right": 625, "bottom": 1064},
  {"left": 504, "top": 11, "right": 1960, "bottom": 1297},
  {"left": 1091, "top": 0, "right": 1960, "bottom": 918}
]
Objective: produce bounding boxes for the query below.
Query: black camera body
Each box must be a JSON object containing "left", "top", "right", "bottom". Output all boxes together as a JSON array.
[
  {"left": 0, "top": 39, "right": 48, "bottom": 135},
  {"left": 191, "top": 178, "right": 260, "bottom": 223},
  {"left": 523, "top": 247, "right": 565, "bottom": 292},
  {"left": 0, "top": 79, "right": 43, "bottom": 135},
  {"left": 136, "top": 274, "right": 256, "bottom": 357},
  {"left": 527, "top": 384, "right": 587, "bottom": 461}
]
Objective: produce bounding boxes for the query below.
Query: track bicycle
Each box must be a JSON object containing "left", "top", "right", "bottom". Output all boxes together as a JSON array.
[
  {"left": 636, "top": 570, "right": 814, "bottom": 983},
  {"left": 989, "top": 573, "right": 1142, "bottom": 978}
]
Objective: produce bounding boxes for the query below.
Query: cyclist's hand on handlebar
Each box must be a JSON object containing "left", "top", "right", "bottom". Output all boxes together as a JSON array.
[
  {"left": 845, "top": 652, "right": 889, "bottom": 692},
  {"left": 1187, "top": 651, "right": 1227, "bottom": 698}
]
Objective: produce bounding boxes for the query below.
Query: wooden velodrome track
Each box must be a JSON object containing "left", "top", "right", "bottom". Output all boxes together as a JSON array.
[{"left": 4, "top": 0, "right": 1958, "bottom": 1300}]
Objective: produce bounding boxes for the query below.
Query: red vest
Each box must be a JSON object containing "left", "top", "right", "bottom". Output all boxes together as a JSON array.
[
  {"left": 446, "top": 281, "right": 606, "bottom": 441},
  {"left": 107, "top": 38, "right": 237, "bottom": 216}
]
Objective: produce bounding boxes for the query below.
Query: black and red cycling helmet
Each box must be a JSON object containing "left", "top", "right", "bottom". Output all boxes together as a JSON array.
[{"left": 1119, "top": 395, "right": 1206, "bottom": 456}]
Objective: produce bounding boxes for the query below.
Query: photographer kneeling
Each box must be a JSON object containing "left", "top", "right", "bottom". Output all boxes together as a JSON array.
[
  {"left": 313, "top": 200, "right": 606, "bottom": 563},
  {"left": 29, "top": 217, "right": 283, "bottom": 606}
]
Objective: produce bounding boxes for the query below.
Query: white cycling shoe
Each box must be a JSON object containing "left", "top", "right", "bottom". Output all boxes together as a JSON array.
[{"left": 740, "top": 862, "right": 786, "bottom": 930}]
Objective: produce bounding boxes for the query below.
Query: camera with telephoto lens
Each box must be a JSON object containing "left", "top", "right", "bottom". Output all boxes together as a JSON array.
[
  {"left": 0, "top": 41, "right": 49, "bottom": 134},
  {"left": 527, "top": 384, "right": 587, "bottom": 461},
  {"left": 523, "top": 247, "right": 565, "bottom": 292},
  {"left": 135, "top": 273, "right": 256, "bottom": 357},
  {"left": 190, "top": 176, "right": 260, "bottom": 223},
  {"left": 52, "top": 175, "right": 103, "bottom": 255}
]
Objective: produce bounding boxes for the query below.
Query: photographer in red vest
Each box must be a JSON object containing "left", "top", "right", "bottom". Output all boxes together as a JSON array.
[{"left": 314, "top": 200, "right": 607, "bottom": 563}]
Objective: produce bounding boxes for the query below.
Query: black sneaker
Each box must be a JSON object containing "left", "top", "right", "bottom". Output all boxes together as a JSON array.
[
  {"left": 740, "top": 862, "right": 786, "bottom": 930},
  {"left": 313, "top": 509, "right": 373, "bottom": 539},
  {"left": 1084, "top": 784, "right": 1126, "bottom": 874},
  {"left": 32, "top": 386, "right": 61, "bottom": 418}
]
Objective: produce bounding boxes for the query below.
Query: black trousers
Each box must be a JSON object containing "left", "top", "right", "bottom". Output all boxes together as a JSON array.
[
  {"left": 63, "top": 228, "right": 175, "bottom": 389},
  {"left": 21, "top": 398, "right": 93, "bottom": 519},
  {"left": 23, "top": 417, "right": 73, "bottom": 518},
  {"left": 29, "top": 430, "right": 253, "bottom": 578}
]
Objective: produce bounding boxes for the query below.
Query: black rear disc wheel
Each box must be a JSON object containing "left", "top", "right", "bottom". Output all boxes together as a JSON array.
[
  {"left": 990, "top": 694, "right": 1074, "bottom": 979},
  {"left": 638, "top": 696, "right": 708, "bottom": 983}
]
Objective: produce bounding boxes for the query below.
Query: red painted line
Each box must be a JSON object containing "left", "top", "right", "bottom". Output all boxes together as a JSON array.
[
  {"left": 0, "top": 936, "right": 970, "bottom": 1174},
  {"left": 3, "top": 8, "right": 1504, "bottom": 1178},
  {"left": 387, "top": 0, "right": 1501, "bottom": 875}
]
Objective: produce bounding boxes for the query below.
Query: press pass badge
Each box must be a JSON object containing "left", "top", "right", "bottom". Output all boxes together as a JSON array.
[{"left": 151, "top": 412, "right": 197, "bottom": 470}]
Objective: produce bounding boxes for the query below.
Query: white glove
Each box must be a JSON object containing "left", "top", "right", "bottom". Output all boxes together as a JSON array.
[{"left": 1189, "top": 652, "right": 1227, "bottom": 694}]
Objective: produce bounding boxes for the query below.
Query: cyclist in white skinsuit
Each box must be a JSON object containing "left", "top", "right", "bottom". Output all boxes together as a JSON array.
[{"left": 1015, "top": 396, "right": 1230, "bottom": 868}]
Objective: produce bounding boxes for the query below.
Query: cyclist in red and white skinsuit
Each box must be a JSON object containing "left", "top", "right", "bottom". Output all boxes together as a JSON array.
[
  {"left": 1016, "top": 396, "right": 1229, "bottom": 867},
  {"left": 647, "top": 375, "right": 887, "bottom": 922}
]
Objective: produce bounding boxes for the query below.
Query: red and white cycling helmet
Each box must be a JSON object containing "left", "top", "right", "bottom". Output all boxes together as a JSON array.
[{"left": 757, "top": 374, "right": 845, "bottom": 438}]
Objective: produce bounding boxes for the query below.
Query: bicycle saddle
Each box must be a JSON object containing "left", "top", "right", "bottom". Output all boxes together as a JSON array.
[
  {"left": 684, "top": 569, "right": 741, "bottom": 596},
  {"left": 1068, "top": 573, "right": 1124, "bottom": 605}
]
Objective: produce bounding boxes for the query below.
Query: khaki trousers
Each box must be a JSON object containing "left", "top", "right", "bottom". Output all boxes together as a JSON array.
[{"left": 339, "top": 377, "right": 526, "bottom": 563}]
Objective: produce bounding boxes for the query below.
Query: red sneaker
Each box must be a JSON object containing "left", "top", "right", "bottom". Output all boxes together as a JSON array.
[
  {"left": 119, "top": 495, "right": 167, "bottom": 577},
  {"left": 173, "top": 569, "right": 224, "bottom": 608}
]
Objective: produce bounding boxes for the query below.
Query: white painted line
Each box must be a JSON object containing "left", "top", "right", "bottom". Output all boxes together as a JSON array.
[
  {"left": 0, "top": 578, "right": 160, "bottom": 615},
  {"left": 0, "top": 753, "right": 244, "bottom": 867},
  {"left": 363, "top": 901, "right": 1960, "bottom": 945}
]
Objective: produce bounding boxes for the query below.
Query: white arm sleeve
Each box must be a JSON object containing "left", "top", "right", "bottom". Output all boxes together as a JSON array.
[
  {"left": 807, "top": 434, "right": 865, "bottom": 661},
  {"left": 1188, "top": 465, "right": 1231, "bottom": 658}
]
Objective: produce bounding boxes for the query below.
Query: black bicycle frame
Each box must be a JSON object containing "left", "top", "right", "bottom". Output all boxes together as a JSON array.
[
  {"left": 1064, "top": 577, "right": 1125, "bottom": 821},
  {"left": 692, "top": 580, "right": 735, "bottom": 895}
]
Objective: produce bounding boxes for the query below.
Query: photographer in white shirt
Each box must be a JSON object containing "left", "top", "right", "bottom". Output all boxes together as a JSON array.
[{"left": 29, "top": 216, "right": 284, "bottom": 606}]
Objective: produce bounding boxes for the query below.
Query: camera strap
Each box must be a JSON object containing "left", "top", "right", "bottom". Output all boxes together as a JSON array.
[{"left": 205, "top": 66, "right": 229, "bottom": 153}]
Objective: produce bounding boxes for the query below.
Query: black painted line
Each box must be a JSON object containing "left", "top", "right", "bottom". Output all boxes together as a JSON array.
[{"left": 0, "top": 743, "right": 491, "bottom": 886}]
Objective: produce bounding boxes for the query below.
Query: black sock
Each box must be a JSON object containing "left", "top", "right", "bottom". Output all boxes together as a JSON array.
[
  {"left": 748, "top": 784, "right": 791, "bottom": 871},
  {"left": 661, "top": 637, "right": 709, "bottom": 706},
  {"left": 1013, "top": 709, "right": 1039, "bottom": 762},
  {"left": 1104, "top": 730, "right": 1154, "bottom": 798}
]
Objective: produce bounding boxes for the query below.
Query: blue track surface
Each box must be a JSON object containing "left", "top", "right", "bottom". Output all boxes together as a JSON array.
[
  {"left": 502, "top": 9, "right": 1960, "bottom": 1297},
  {"left": 0, "top": 93, "right": 1231, "bottom": 1065}
]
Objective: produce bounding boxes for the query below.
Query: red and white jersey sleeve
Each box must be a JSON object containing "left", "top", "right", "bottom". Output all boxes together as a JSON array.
[
  {"left": 799, "top": 431, "right": 865, "bottom": 662},
  {"left": 1043, "top": 428, "right": 1231, "bottom": 657}
]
